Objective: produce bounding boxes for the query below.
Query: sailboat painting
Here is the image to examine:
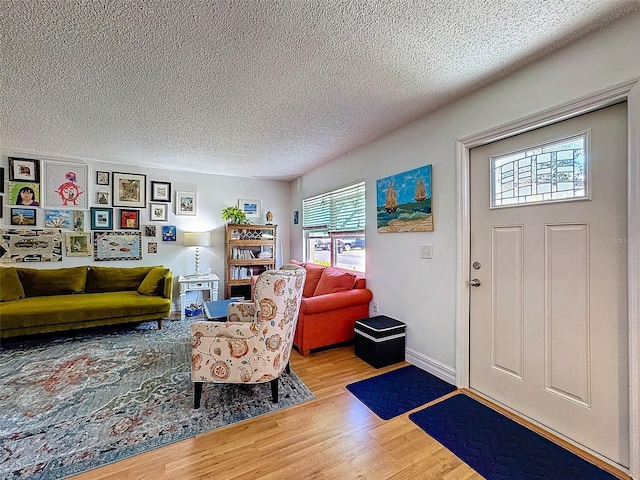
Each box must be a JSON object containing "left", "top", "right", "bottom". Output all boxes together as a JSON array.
[{"left": 376, "top": 164, "right": 433, "bottom": 232}]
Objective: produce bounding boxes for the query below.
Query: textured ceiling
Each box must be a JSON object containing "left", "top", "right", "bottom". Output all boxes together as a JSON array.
[{"left": 1, "top": 1, "right": 638, "bottom": 180}]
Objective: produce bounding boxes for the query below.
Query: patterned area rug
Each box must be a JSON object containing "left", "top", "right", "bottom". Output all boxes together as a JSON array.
[
  {"left": 0, "top": 319, "right": 314, "bottom": 479},
  {"left": 346, "top": 365, "right": 456, "bottom": 420},
  {"left": 409, "top": 393, "right": 617, "bottom": 480}
]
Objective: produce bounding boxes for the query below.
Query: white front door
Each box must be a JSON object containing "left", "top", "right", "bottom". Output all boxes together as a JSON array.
[{"left": 469, "top": 102, "right": 629, "bottom": 468}]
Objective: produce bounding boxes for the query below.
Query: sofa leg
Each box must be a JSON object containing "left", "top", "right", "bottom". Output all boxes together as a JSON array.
[
  {"left": 194, "top": 382, "right": 203, "bottom": 409},
  {"left": 301, "top": 349, "right": 310, "bottom": 356},
  {"left": 270, "top": 378, "right": 278, "bottom": 403},
  {"left": 285, "top": 362, "right": 291, "bottom": 374},
  {"left": 157, "top": 319, "right": 163, "bottom": 329}
]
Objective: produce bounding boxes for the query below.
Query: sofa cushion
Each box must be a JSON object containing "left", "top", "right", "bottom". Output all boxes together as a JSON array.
[
  {"left": 17, "top": 266, "right": 88, "bottom": 297},
  {"left": 0, "top": 292, "right": 170, "bottom": 331},
  {"left": 86, "top": 266, "right": 153, "bottom": 293},
  {"left": 1, "top": 268, "right": 25, "bottom": 301},
  {"left": 313, "top": 267, "right": 356, "bottom": 296},
  {"left": 138, "top": 267, "right": 170, "bottom": 296},
  {"left": 303, "top": 263, "right": 325, "bottom": 297}
]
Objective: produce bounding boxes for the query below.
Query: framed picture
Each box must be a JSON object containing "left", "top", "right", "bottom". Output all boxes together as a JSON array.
[
  {"left": 376, "top": 164, "right": 433, "bottom": 233},
  {"left": 175, "top": 191, "right": 196, "bottom": 216},
  {"left": 0, "top": 229, "right": 63, "bottom": 263},
  {"left": 162, "top": 225, "right": 176, "bottom": 241},
  {"left": 93, "top": 231, "right": 142, "bottom": 261},
  {"left": 73, "top": 210, "right": 85, "bottom": 231},
  {"left": 90, "top": 207, "right": 113, "bottom": 230},
  {"left": 0, "top": 196, "right": 3, "bottom": 217},
  {"left": 149, "top": 202, "right": 168, "bottom": 221},
  {"left": 45, "top": 209, "right": 72, "bottom": 229},
  {"left": 8, "top": 157, "right": 40, "bottom": 183},
  {"left": 96, "top": 189, "right": 110, "bottom": 205},
  {"left": 43, "top": 161, "right": 88, "bottom": 209},
  {"left": 151, "top": 181, "right": 171, "bottom": 202},
  {"left": 96, "top": 171, "right": 110, "bottom": 185},
  {"left": 144, "top": 225, "right": 157, "bottom": 236},
  {"left": 112, "top": 172, "right": 146, "bottom": 208},
  {"left": 10, "top": 208, "right": 37, "bottom": 226},
  {"left": 8, "top": 181, "right": 40, "bottom": 207},
  {"left": 1, "top": 167, "right": 4, "bottom": 192},
  {"left": 148, "top": 241, "right": 158, "bottom": 253},
  {"left": 65, "top": 232, "right": 92, "bottom": 257},
  {"left": 238, "top": 198, "right": 261, "bottom": 219},
  {"left": 119, "top": 209, "right": 139, "bottom": 229}
]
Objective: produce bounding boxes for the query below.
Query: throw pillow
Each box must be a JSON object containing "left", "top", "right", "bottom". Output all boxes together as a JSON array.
[
  {"left": 0, "top": 267, "right": 25, "bottom": 301},
  {"left": 138, "top": 267, "right": 170, "bottom": 296},
  {"left": 313, "top": 267, "right": 356, "bottom": 296},
  {"left": 17, "top": 266, "right": 88, "bottom": 297},
  {"left": 302, "top": 263, "right": 325, "bottom": 297}
]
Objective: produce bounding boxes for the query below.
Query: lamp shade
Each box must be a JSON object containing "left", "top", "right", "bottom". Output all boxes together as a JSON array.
[{"left": 184, "top": 231, "right": 211, "bottom": 247}]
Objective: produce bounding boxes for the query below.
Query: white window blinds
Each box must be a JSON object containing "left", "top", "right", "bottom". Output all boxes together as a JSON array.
[{"left": 302, "top": 181, "right": 365, "bottom": 233}]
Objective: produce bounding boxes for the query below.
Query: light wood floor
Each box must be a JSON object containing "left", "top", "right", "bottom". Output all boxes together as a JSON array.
[{"left": 70, "top": 345, "right": 627, "bottom": 480}]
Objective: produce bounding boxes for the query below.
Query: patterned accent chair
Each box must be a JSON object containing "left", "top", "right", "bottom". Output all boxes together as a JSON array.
[{"left": 190, "top": 264, "right": 306, "bottom": 408}]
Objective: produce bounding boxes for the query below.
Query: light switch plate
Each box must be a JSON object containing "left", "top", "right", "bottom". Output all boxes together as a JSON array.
[{"left": 420, "top": 244, "right": 433, "bottom": 259}]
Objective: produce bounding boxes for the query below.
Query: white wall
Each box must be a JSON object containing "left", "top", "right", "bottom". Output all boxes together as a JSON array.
[
  {"left": 0, "top": 154, "right": 291, "bottom": 310},
  {"left": 290, "top": 11, "right": 640, "bottom": 371}
]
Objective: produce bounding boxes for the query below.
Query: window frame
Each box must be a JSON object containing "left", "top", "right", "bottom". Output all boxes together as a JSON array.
[{"left": 490, "top": 131, "right": 590, "bottom": 209}]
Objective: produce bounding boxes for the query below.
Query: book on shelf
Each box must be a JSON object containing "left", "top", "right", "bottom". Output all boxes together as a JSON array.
[
  {"left": 231, "top": 266, "right": 256, "bottom": 279},
  {"left": 231, "top": 248, "right": 257, "bottom": 259}
]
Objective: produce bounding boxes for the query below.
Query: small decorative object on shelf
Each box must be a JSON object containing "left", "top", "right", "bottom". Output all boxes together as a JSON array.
[
  {"left": 265, "top": 210, "right": 273, "bottom": 224},
  {"left": 221, "top": 205, "right": 251, "bottom": 225}
]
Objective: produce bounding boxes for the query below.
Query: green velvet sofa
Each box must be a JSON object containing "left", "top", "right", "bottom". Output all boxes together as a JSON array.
[{"left": 0, "top": 265, "right": 173, "bottom": 339}]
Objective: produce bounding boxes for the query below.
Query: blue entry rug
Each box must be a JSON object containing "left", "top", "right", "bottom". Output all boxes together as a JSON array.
[
  {"left": 0, "top": 319, "right": 314, "bottom": 480},
  {"left": 409, "top": 393, "right": 617, "bottom": 480},
  {"left": 345, "top": 365, "right": 456, "bottom": 420}
]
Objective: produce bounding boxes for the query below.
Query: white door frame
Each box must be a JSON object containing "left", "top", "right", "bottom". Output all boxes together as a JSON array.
[{"left": 455, "top": 78, "right": 639, "bottom": 477}]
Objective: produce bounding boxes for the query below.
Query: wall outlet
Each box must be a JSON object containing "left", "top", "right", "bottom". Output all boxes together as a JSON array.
[
  {"left": 420, "top": 244, "right": 433, "bottom": 259},
  {"left": 372, "top": 301, "right": 379, "bottom": 313}
]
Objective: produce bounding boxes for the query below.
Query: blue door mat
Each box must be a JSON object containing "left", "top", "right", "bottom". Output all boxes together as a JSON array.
[
  {"left": 346, "top": 365, "right": 456, "bottom": 420},
  {"left": 409, "top": 393, "right": 618, "bottom": 480}
]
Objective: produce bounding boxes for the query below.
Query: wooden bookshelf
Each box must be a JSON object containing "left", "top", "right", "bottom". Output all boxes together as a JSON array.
[{"left": 224, "top": 223, "right": 277, "bottom": 299}]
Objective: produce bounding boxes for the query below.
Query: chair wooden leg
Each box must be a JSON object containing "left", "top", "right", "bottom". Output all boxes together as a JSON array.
[
  {"left": 270, "top": 378, "right": 278, "bottom": 403},
  {"left": 157, "top": 319, "right": 163, "bottom": 329},
  {"left": 194, "top": 382, "right": 203, "bottom": 409}
]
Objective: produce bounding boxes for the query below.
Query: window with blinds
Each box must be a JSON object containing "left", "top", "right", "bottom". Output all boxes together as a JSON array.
[{"left": 302, "top": 181, "right": 366, "bottom": 272}]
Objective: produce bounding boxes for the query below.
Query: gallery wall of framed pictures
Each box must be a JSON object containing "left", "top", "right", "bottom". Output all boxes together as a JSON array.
[{"left": 1, "top": 155, "right": 200, "bottom": 263}]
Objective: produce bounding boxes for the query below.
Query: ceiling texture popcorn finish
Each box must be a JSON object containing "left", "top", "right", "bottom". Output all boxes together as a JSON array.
[{"left": 1, "top": 1, "right": 638, "bottom": 180}]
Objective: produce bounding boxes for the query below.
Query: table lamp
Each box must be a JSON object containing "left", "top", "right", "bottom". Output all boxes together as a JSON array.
[{"left": 184, "top": 231, "right": 211, "bottom": 274}]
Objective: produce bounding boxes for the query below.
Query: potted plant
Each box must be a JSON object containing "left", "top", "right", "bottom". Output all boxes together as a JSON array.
[{"left": 221, "top": 205, "right": 251, "bottom": 225}]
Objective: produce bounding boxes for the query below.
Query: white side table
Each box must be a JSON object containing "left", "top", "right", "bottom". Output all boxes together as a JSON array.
[{"left": 178, "top": 273, "right": 219, "bottom": 320}]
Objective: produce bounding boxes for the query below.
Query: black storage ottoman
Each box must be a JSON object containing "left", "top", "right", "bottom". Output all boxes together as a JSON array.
[{"left": 355, "top": 315, "right": 406, "bottom": 368}]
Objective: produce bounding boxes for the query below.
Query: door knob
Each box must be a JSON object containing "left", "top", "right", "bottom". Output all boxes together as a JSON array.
[{"left": 469, "top": 278, "right": 481, "bottom": 287}]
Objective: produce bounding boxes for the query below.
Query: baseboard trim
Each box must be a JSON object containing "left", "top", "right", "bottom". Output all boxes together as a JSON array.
[{"left": 405, "top": 348, "right": 456, "bottom": 385}]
